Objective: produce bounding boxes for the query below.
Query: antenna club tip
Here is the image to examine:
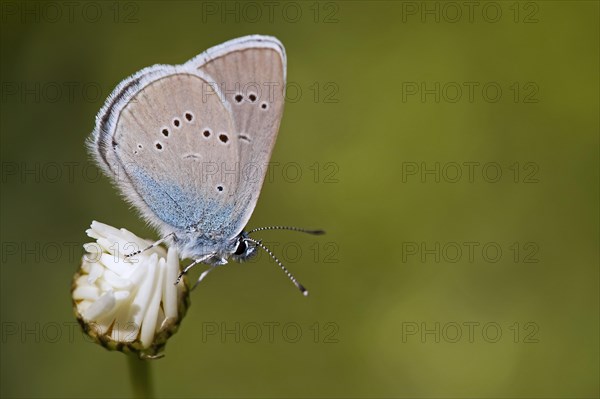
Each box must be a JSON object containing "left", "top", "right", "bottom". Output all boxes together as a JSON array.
[
  {"left": 299, "top": 285, "right": 309, "bottom": 296},
  {"left": 312, "top": 230, "right": 326, "bottom": 235}
]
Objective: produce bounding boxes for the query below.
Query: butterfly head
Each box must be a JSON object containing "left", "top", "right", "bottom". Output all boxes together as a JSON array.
[{"left": 230, "top": 231, "right": 258, "bottom": 262}]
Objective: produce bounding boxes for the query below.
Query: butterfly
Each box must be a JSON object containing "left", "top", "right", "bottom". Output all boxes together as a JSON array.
[{"left": 89, "top": 35, "right": 323, "bottom": 295}]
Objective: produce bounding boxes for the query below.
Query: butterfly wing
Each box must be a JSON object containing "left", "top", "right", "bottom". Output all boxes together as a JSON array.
[
  {"left": 189, "top": 35, "right": 287, "bottom": 238},
  {"left": 90, "top": 35, "right": 286, "bottom": 253}
]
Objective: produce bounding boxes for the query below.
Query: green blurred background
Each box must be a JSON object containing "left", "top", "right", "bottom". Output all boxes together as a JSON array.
[{"left": 1, "top": 1, "right": 598, "bottom": 398}]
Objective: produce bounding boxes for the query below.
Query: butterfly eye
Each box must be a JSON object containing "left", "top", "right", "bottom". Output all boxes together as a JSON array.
[{"left": 234, "top": 240, "right": 248, "bottom": 255}]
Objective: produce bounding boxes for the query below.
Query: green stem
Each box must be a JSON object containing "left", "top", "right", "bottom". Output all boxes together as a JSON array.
[{"left": 127, "top": 355, "right": 154, "bottom": 398}]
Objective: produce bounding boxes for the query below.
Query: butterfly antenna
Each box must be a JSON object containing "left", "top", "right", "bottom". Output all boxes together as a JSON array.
[
  {"left": 245, "top": 237, "right": 309, "bottom": 297},
  {"left": 247, "top": 226, "right": 325, "bottom": 235}
]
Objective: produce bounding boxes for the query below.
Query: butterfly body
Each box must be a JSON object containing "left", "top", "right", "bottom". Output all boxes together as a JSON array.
[{"left": 173, "top": 228, "right": 258, "bottom": 264}]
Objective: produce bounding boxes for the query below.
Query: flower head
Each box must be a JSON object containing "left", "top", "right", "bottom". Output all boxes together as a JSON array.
[{"left": 72, "top": 221, "right": 189, "bottom": 359}]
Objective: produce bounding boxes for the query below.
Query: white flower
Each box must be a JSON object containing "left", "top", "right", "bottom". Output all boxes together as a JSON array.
[{"left": 72, "top": 221, "right": 189, "bottom": 359}]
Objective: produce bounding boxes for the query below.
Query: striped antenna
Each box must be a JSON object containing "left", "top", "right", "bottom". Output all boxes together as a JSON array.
[
  {"left": 247, "top": 225, "right": 325, "bottom": 235},
  {"left": 245, "top": 237, "right": 308, "bottom": 297}
]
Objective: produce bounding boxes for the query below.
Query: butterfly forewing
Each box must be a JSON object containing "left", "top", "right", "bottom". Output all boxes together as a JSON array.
[{"left": 191, "top": 36, "right": 287, "bottom": 237}]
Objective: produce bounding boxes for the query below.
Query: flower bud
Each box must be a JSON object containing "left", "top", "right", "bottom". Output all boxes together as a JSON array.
[{"left": 72, "top": 221, "right": 189, "bottom": 359}]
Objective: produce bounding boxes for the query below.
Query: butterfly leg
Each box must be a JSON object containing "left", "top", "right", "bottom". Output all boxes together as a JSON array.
[
  {"left": 125, "top": 233, "right": 175, "bottom": 258},
  {"left": 192, "top": 265, "right": 218, "bottom": 290},
  {"left": 175, "top": 254, "right": 212, "bottom": 285}
]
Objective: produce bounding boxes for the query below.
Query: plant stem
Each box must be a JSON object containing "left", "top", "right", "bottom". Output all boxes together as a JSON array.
[{"left": 127, "top": 355, "right": 154, "bottom": 398}]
